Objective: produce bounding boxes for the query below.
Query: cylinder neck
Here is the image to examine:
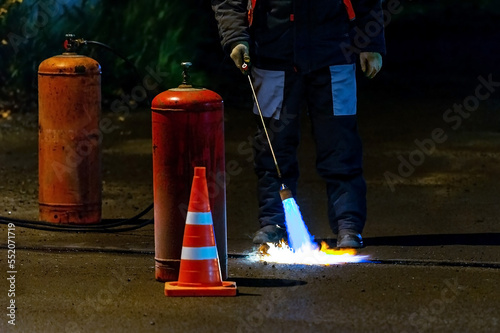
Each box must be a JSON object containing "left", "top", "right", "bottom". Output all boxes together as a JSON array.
[{"left": 180, "top": 62, "right": 193, "bottom": 88}]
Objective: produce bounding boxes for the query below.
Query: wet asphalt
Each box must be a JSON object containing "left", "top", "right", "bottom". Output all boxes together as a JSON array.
[{"left": 1, "top": 86, "right": 499, "bottom": 332}]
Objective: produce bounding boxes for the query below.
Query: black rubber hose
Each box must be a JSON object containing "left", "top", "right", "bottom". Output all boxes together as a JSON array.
[
  {"left": 0, "top": 202, "right": 153, "bottom": 227},
  {"left": 0, "top": 218, "right": 153, "bottom": 233},
  {"left": 85, "top": 40, "right": 154, "bottom": 106},
  {"left": 0, "top": 203, "right": 154, "bottom": 231}
]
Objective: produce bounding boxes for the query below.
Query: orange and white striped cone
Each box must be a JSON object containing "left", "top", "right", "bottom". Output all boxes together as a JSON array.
[{"left": 165, "top": 167, "right": 237, "bottom": 296}]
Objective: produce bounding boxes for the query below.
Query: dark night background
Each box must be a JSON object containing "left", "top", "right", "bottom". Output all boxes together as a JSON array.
[
  {"left": 1, "top": 0, "right": 499, "bottom": 240},
  {"left": 1, "top": 3, "right": 500, "bottom": 331},
  {"left": 0, "top": 0, "right": 499, "bottom": 113}
]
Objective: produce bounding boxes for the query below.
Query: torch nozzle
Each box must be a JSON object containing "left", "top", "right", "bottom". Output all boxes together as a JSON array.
[{"left": 279, "top": 184, "right": 293, "bottom": 201}]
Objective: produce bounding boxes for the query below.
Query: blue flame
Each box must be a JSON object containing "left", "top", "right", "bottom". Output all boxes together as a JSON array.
[{"left": 282, "top": 197, "right": 317, "bottom": 251}]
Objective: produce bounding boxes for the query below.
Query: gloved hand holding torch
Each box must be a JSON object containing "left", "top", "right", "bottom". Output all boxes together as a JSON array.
[
  {"left": 232, "top": 40, "right": 291, "bottom": 200},
  {"left": 230, "top": 41, "right": 251, "bottom": 74}
]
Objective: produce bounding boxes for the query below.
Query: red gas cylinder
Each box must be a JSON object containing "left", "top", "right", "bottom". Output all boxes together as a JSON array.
[
  {"left": 38, "top": 52, "right": 102, "bottom": 224},
  {"left": 152, "top": 62, "right": 227, "bottom": 281}
]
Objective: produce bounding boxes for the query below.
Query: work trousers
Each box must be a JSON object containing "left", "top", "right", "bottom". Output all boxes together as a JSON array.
[{"left": 251, "top": 64, "right": 367, "bottom": 234}]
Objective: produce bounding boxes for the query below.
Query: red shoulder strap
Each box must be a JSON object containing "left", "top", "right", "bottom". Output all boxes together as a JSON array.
[
  {"left": 343, "top": 0, "right": 356, "bottom": 21},
  {"left": 248, "top": 0, "right": 257, "bottom": 26}
]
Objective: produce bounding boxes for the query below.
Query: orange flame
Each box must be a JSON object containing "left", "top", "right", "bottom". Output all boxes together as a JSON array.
[
  {"left": 253, "top": 240, "right": 367, "bottom": 265},
  {"left": 319, "top": 241, "right": 357, "bottom": 256}
]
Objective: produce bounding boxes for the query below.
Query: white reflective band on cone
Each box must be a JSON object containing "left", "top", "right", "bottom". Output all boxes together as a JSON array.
[
  {"left": 181, "top": 246, "right": 218, "bottom": 260},
  {"left": 185, "top": 212, "right": 213, "bottom": 225}
]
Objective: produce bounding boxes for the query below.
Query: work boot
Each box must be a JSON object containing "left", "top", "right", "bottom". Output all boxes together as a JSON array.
[
  {"left": 252, "top": 225, "right": 287, "bottom": 244},
  {"left": 337, "top": 229, "right": 364, "bottom": 248}
]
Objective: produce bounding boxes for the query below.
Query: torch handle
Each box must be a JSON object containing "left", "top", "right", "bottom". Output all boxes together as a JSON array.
[{"left": 246, "top": 73, "right": 282, "bottom": 179}]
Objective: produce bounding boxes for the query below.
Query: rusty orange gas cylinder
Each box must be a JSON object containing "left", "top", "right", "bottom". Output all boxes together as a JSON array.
[
  {"left": 152, "top": 62, "right": 227, "bottom": 281},
  {"left": 38, "top": 52, "right": 102, "bottom": 224}
]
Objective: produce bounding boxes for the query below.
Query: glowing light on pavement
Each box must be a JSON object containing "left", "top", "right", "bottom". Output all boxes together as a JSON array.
[
  {"left": 254, "top": 241, "right": 369, "bottom": 265},
  {"left": 252, "top": 197, "right": 369, "bottom": 265}
]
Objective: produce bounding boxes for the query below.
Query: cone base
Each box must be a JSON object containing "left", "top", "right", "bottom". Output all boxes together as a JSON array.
[{"left": 164, "top": 281, "right": 237, "bottom": 297}]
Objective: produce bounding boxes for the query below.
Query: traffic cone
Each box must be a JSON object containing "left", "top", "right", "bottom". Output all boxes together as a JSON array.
[{"left": 165, "top": 167, "right": 237, "bottom": 296}]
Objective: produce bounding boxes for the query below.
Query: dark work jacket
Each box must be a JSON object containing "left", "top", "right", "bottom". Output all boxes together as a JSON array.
[{"left": 212, "top": 0, "right": 386, "bottom": 73}]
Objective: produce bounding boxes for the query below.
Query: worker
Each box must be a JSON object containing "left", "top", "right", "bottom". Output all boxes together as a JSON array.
[{"left": 211, "top": 0, "right": 386, "bottom": 248}]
